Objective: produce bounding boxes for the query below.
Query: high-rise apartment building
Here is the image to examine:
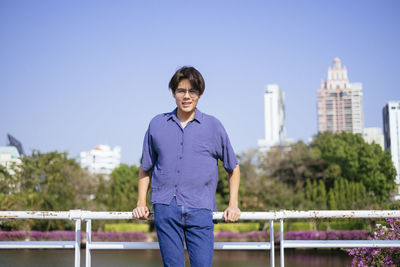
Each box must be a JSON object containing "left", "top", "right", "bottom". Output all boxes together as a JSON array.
[
  {"left": 80, "top": 145, "right": 121, "bottom": 176},
  {"left": 258, "top": 84, "right": 286, "bottom": 150},
  {"left": 317, "top": 58, "right": 364, "bottom": 134},
  {"left": 383, "top": 101, "right": 400, "bottom": 200},
  {"left": 362, "top": 127, "right": 384, "bottom": 149}
]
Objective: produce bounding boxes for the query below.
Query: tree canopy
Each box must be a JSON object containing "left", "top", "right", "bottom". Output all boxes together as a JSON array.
[{"left": 0, "top": 131, "right": 398, "bottom": 231}]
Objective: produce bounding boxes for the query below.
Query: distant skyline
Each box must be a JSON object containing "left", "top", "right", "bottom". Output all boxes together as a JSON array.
[{"left": 1, "top": 1, "right": 400, "bottom": 165}]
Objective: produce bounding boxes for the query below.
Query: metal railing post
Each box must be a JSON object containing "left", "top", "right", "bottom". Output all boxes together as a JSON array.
[
  {"left": 74, "top": 219, "right": 81, "bottom": 267},
  {"left": 86, "top": 219, "right": 92, "bottom": 267},
  {"left": 280, "top": 210, "right": 284, "bottom": 267},
  {"left": 269, "top": 213, "right": 274, "bottom": 267}
]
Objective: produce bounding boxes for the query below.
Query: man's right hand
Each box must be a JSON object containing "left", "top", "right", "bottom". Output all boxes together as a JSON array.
[{"left": 132, "top": 206, "right": 150, "bottom": 220}]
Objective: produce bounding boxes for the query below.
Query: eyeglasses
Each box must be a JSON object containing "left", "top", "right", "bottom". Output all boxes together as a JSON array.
[{"left": 175, "top": 88, "right": 200, "bottom": 98}]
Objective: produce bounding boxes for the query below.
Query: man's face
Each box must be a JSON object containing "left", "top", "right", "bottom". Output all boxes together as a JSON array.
[{"left": 173, "top": 78, "right": 201, "bottom": 114}]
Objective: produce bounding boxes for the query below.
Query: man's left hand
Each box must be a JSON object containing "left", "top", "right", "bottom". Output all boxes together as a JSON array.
[{"left": 223, "top": 206, "right": 240, "bottom": 222}]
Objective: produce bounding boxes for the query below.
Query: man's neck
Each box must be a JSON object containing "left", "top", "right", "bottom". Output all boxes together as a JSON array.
[{"left": 176, "top": 109, "right": 196, "bottom": 124}]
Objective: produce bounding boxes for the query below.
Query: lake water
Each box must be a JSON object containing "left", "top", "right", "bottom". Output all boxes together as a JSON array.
[{"left": 0, "top": 249, "right": 352, "bottom": 266}]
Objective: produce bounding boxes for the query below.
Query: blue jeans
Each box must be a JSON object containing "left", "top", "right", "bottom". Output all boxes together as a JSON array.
[{"left": 153, "top": 197, "right": 214, "bottom": 267}]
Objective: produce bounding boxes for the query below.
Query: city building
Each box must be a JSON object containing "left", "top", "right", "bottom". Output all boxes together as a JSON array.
[
  {"left": 80, "top": 145, "right": 121, "bottom": 176},
  {"left": 317, "top": 58, "right": 364, "bottom": 134},
  {"left": 7, "top": 134, "right": 25, "bottom": 156},
  {"left": 258, "top": 84, "right": 286, "bottom": 151},
  {"left": 362, "top": 127, "right": 384, "bottom": 149},
  {"left": 0, "top": 146, "right": 22, "bottom": 175},
  {"left": 383, "top": 101, "right": 400, "bottom": 200}
]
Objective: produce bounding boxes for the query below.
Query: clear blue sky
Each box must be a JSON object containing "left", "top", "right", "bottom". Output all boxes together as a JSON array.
[{"left": 1, "top": 0, "right": 399, "bottom": 165}]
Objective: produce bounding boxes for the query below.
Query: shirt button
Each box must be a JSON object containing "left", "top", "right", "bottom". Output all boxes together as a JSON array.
[
  {"left": 179, "top": 156, "right": 182, "bottom": 159},
  {"left": 180, "top": 142, "right": 183, "bottom": 145},
  {"left": 177, "top": 170, "right": 180, "bottom": 173}
]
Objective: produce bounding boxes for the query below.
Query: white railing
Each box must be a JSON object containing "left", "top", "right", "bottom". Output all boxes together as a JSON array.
[{"left": 0, "top": 210, "right": 399, "bottom": 267}]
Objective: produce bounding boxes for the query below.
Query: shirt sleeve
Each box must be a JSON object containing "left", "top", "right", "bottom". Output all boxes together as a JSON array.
[
  {"left": 140, "top": 126, "right": 157, "bottom": 172},
  {"left": 216, "top": 121, "right": 238, "bottom": 173}
]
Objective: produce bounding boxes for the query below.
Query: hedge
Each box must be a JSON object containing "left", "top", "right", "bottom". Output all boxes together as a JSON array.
[
  {"left": 214, "top": 223, "right": 260, "bottom": 233},
  {"left": 104, "top": 223, "right": 149, "bottom": 233}
]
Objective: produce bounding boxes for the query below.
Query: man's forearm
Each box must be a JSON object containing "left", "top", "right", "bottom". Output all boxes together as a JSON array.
[
  {"left": 228, "top": 164, "right": 240, "bottom": 207},
  {"left": 137, "top": 166, "right": 150, "bottom": 206}
]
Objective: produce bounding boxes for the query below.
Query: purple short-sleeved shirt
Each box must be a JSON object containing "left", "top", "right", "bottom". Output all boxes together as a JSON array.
[{"left": 141, "top": 108, "right": 238, "bottom": 211}]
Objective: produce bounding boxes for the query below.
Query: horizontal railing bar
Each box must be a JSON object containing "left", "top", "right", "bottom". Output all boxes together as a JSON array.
[
  {"left": 0, "top": 211, "right": 70, "bottom": 220},
  {"left": 0, "top": 241, "right": 75, "bottom": 249},
  {"left": 284, "top": 240, "right": 400, "bottom": 248},
  {"left": 273, "top": 210, "right": 400, "bottom": 220},
  {"left": 2, "top": 240, "right": 398, "bottom": 250},
  {"left": 88, "top": 242, "right": 159, "bottom": 250},
  {"left": 88, "top": 242, "right": 271, "bottom": 250},
  {"left": 214, "top": 242, "right": 271, "bottom": 250},
  {"left": 1, "top": 210, "right": 399, "bottom": 220}
]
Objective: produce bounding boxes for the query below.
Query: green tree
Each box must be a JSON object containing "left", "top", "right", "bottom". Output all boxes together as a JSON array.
[
  {"left": 327, "top": 179, "right": 378, "bottom": 210},
  {"left": 0, "top": 165, "right": 11, "bottom": 194},
  {"left": 255, "top": 131, "right": 396, "bottom": 210},
  {"left": 303, "top": 179, "right": 327, "bottom": 209},
  {"left": 316, "top": 179, "right": 327, "bottom": 209},
  {"left": 106, "top": 164, "right": 140, "bottom": 211},
  {"left": 1, "top": 151, "right": 97, "bottom": 230},
  {"left": 265, "top": 141, "right": 324, "bottom": 187},
  {"left": 238, "top": 149, "right": 299, "bottom": 211},
  {"left": 311, "top": 132, "right": 396, "bottom": 202},
  {"left": 328, "top": 190, "right": 337, "bottom": 210},
  {"left": 216, "top": 159, "right": 230, "bottom": 210}
]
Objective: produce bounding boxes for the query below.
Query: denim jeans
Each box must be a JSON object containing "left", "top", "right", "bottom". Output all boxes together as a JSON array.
[{"left": 153, "top": 197, "right": 214, "bottom": 267}]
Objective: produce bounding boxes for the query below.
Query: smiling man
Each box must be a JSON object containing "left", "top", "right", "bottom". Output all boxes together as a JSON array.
[{"left": 133, "top": 66, "right": 240, "bottom": 267}]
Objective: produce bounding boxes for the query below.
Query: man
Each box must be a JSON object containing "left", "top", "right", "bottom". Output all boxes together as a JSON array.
[{"left": 133, "top": 66, "right": 240, "bottom": 267}]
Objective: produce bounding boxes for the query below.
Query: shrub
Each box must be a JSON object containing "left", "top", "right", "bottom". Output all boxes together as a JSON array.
[
  {"left": 285, "top": 230, "right": 368, "bottom": 241},
  {"left": 29, "top": 231, "right": 76, "bottom": 241},
  {"left": 288, "top": 222, "right": 313, "bottom": 231},
  {"left": 345, "top": 218, "right": 400, "bottom": 267},
  {"left": 0, "top": 231, "right": 26, "bottom": 241},
  {"left": 0, "top": 231, "right": 80, "bottom": 241},
  {"left": 104, "top": 223, "right": 149, "bottom": 232},
  {"left": 214, "top": 231, "right": 268, "bottom": 242},
  {"left": 214, "top": 223, "right": 260, "bottom": 233},
  {"left": 92, "top": 231, "right": 148, "bottom": 242}
]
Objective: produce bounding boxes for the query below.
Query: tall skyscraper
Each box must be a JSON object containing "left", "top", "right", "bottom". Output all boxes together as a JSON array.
[
  {"left": 317, "top": 58, "right": 364, "bottom": 134},
  {"left": 258, "top": 84, "right": 286, "bottom": 150},
  {"left": 362, "top": 127, "right": 384, "bottom": 149},
  {"left": 383, "top": 101, "right": 400, "bottom": 200}
]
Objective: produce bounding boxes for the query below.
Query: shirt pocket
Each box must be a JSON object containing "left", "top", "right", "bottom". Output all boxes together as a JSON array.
[{"left": 191, "top": 139, "right": 213, "bottom": 155}]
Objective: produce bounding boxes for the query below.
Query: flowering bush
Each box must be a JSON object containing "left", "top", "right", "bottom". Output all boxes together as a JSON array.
[
  {"left": 213, "top": 230, "right": 368, "bottom": 242},
  {"left": 285, "top": 230, "right": 368, "bottom": 241},
  {"left": 0, "top": 231, "right": 26, "bottom": 241},
  {"left": 29, "top": 231, "right": 77, "bottom": 241},
  {"left": 0, "top": 231, "right": 147, "bottom": 242},
  {"left": 92, "top": 231, "right": 148, "bottom": 242},
  {"left": 345, "top": 218, "right": 400, "bottom": 267},
  {"left": 214, "top": 231, "right": 268, "bottom": 242}
]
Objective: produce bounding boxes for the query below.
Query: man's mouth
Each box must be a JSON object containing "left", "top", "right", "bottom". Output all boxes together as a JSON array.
[{"left": 182, "top": 102, "right": 191, "bottom": 107}]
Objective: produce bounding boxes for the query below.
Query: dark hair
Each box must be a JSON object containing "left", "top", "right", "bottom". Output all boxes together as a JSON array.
[{"left": 169, "top": 66, "right": 205, "bottom": 95}]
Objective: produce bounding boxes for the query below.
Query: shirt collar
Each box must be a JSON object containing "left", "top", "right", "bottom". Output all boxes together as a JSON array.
[{"left": 167, "top": 108, "right": 203, "bottom": 124}]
